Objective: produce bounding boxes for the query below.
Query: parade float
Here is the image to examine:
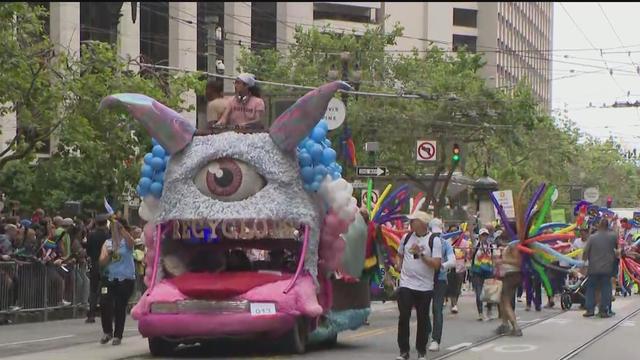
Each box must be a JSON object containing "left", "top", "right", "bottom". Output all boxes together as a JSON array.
[{"left": 100, "top": 81, "right": 372, "bottom": 356}]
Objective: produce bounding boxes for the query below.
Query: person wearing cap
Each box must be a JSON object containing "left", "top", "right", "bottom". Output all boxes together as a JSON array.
[
  {"left": 428, "top": 218, "right": 456, "bottom": 352},
  {"left": 395, "top": 211, "right": 442, "bottom": 360},
  {"left": 469, "top": 228, "right": 496, "bottom": 321},
  {"left": 216, "top": 73, "right": 265, "bottom": 130},
  {"left": 85, "top": 214, "right": 110, "bottom": 323}
]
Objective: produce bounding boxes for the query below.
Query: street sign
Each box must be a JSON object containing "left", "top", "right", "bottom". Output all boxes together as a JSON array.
[
  {"left": 416, "top": 140, "right": 437, "bottom": 161},
  {"left": 361, "top": 189, "right": 380, "bottom": 207},
  {"left": 583, "top": 187, "right": 600, "bottom": 202},
  {"left": 351, "top": 180, "right": 368, "bottom": 189},
  {"left": 356, "top": 166, "right": 388, "bottom": 177},
  {"left": 324, "top": 97, "right": 346, "bottom": 130},
  {"left": 493, "top": 190, "right": 516, "bottom": 219}
]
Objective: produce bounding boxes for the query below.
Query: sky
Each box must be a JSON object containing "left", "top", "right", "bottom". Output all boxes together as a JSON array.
[{"left": 552, "top": 2, "right": 640, "bottom": 150}]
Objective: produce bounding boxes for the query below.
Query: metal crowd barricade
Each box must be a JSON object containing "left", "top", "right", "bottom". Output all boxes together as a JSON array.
[{"left": 1, "top": 260, "right": 144, "bottom": 322}]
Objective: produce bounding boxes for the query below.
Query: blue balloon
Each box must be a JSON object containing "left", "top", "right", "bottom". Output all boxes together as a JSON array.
[
  {"left": 303, "top": 184, "right": 312, "bottom": 192},
  {"left": 152, "top": 138, "right": 159, "bottom": 147},
  {"left": 310, "top": 144, "right": 324, "bottom": 162},
  {"left": 323, "top": 139, "right": 332, "bottom": 147},
  {"left": 304, "top": 139, "right": 316, "bottom": 154},
  {"left": 301, "top": 166, "right": 315, "bottom": 183},
  {"left": 321, "top": 148, "right": 337, "bottom": 165},
  {"left": 152, "top": 145, "right": 166, "bottom": 158},
  {"left": 318, "top": 119, "right": 329, "bottom": 132},
  {"left": 152, "top": 171, "right": 165, "bottom": 182},
  {"left": 164, "top": 156, "right": 170, "bottom": 164},
  {"left": 144, "top": 153, "right": 154, "bottom": 165},
  {"left": 311, "top": 127, "right": 327, "bottom": 142},
  {"left": 151, "top": 157, "right": 165, "bottom": 170},
  {"left": 139, "top": 177, "right": 152, "bottom": 191},
  {"left": 336, "top": 164, "right": 343, "bottom": 174},
  {"left": 310, "top": 181, "right": 320, "bottom": 192},
  {"left": 314, "top": 164, "right": 328, "bottom": 178},
  {"left": 298, "top": 152, "right": 312, "bottom": 167},
  {"left": 141, "top": 164, "right": 154, "bottom": 178},
  {"left": 314, "top": 174, "right": 324, "bottom": 183},
  {"left": 331, "top": 171, "right": 341, "bottom": 180},
  {"left": 150, "top": 182, "right": 163, "bottom": 197},
  {"left": 136, "top": 185, "right": 146, "bottom": 197}
]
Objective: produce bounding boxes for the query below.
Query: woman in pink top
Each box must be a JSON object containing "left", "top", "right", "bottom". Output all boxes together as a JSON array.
[{"left": 217, "top": 73, "right": 266, "bottom": 130}]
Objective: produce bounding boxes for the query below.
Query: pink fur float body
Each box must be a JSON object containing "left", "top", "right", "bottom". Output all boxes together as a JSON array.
[{"left": 132, "top": 275, "right": 323, "bottom": 338}]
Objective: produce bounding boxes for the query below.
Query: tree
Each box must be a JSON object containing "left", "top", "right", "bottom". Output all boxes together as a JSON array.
[
  {"left": 238, "top": 24, "right": 549, "bottom": 215},
  {"left": 0, "top": 3, "right": 203, "bottom": 212}
]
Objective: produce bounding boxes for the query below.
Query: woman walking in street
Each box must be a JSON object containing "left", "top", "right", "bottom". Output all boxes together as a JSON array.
[
  {"left": 470, "top": 228, "right": 496, "bottom": 321},
  {"left": 99, "top": 218, "right": 136, "bottom": 346}
]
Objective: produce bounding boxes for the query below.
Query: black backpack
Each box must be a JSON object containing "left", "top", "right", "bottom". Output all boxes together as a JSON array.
[{"left": 401, "top": 232, "right": 442, "bottom": 280}]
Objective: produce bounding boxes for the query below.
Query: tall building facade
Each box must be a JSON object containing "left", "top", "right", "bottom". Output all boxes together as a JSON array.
[{"left": 1, "top": 2, "right": 553, "bottom": 157}]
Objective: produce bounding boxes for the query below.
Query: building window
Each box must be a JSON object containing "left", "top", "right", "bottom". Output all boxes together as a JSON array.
[
  {"left": 453, "top": 8, "right": 477, "bottom": 28},
  {"left": 80, "top": 2, "right": 123, "bottom": 47},
  {"left": 140, "top": 2, "right": 169, "bottom": 65},
  {"left": 251, "top": 2, "right": 277, "bottom": 51},
  {"left": 452, "top": 34, "right": 477, "bottom": 53},
  {"left": 313, "top": 2, "right": 377, "bottom": 24}
]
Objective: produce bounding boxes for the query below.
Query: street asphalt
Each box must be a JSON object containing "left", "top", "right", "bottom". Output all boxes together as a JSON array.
[{"left": 0, "top": 289, "right": 638, "bottom": 360}]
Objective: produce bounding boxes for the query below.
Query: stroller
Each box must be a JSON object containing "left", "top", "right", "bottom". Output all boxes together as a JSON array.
[{"left": 560, "top": 274, "right": 589, "bottom": 310}]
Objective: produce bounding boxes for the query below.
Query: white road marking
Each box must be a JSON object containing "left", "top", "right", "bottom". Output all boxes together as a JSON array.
[
  {"left": 620, "top": 320, "right": 636, "bottom": 327},
  {"left": 447, "top": 342, "right": 472, "bottom": 351},
  {"left": 542, "top": 318, "right": 571, "bottom": 325},
  {"left": 493, "top": 344, "right": 538, "bottom": 353},
  {"left": 0, "top": 335, "right": 76, "bottom": 347},
  {"left": 518, "top": 318, "right": 541, "bottom": 324},
  {"left": 470, "top": 343, "right": 494, "bottom": 352}
]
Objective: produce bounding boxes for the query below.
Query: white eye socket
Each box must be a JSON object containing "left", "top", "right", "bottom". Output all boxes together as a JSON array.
[{"left": 194, "top": 158, "right": 266, "bottom": 202}]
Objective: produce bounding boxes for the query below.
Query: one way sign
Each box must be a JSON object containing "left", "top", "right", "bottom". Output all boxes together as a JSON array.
[{"left": 356, "top": 166, "right": 389, "bottom": 177}]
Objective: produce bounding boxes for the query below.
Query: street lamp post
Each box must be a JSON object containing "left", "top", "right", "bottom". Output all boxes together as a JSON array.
[{"left": 328, "top": 52, "right": 361, "bottom": 173}]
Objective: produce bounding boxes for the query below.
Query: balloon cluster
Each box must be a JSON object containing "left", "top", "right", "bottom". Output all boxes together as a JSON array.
[
  {"left": 297, "top": 119, "right": 341, "bottom": 192},
  {"left": 137, "top": 139, "right": 170, "bottom": 199}
]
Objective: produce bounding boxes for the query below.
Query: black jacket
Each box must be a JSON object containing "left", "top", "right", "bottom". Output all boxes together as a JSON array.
[{"left": 86, "top": 227, "right": 109, "bottom": 262}]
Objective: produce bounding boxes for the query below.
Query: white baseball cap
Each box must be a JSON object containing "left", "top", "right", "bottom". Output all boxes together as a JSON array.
[
  {"left": 407, "top": 211, "right": 431, "bottom": 225},
  {"left": 479, "top": 228, "right": 490, "bottom": 236},
  {"left": 429, "top": 218, "right": 444, "bottom": 233},
  {"left": 236, "top": 73, "right": 256, "bottom": 87}
]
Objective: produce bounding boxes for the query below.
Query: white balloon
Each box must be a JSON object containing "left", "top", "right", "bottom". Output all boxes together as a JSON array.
[{"left": 138, "top": 202, "right": 152, "bottom": 222}]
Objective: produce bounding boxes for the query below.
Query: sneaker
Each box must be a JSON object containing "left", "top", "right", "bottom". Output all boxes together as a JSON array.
[
  {"left": 395, "top": 353, "right": 410, "bottom": 360},
  {"left": 517, "top": 297, "right": 523, "bottom": 303},
  {"left": 112, "top": 338, "right": 122, "bottom": 346},
  {"left": 525, "top": 305, "right": 531, "bottom": 312},
  {"left": 8, "top": 305, "right": 22, "bottom": 312},
  {"left": 483, "top": 314, "right": 490, "bottom": 322},
  {"left": 451, "top": 305, "right": 458, "bottom": 314},
  {"left": 495, "top": 324, "right": 511, "bottom": 335},
  {"left": 59, "top": 300, "right": 71, "bottom": 307},
  {"left": 510, "top": 328, "right": 523, "bottom": 337},
  {"left": 478, "top": 313, "right": 484, "bottom": 321},
  {"left": 583, "top": 312, "right": 595, "bottom": 318},
  {"left": 598, "top": 312, "right": 612, "bottom": 318},
  {"left": 429, "top": 341, "right": 440, "bottom": 352},
  {"left": 100, "top": 334, "right": 113, "bottom": 344},
  {"left": 418, "top": 354, "right": 427, "bottom": 360}
]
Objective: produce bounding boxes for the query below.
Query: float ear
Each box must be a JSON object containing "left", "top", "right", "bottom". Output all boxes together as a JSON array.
[
  {"left": 269, "top": 81, "right": 351, "bottom": 153},
  {"left": 100, "top": 93, "right": 195, "bottom": 154}
]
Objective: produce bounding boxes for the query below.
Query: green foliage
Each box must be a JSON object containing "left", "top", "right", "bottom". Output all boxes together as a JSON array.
[
  {"left": 0, "top": 3, "right": 203, "bottom": 212},
  {"left": 239, "top": 23, "right": 640, "bottom": 210}
]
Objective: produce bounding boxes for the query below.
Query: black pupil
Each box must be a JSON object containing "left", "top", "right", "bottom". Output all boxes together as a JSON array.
[{"left": 214, "top": 168, "right": 234, "bottom": 188}]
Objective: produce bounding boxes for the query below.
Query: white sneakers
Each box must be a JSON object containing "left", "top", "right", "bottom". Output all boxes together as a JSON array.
[
  {"left": 429, "top": 341, "right": 440, "bottom": 352},
  {"left": 451, "top": 305, "right": 458, "bottom": 314}
]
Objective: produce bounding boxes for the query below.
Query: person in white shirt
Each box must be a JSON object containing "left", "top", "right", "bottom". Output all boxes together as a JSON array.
[
  {"left": 395, "top": 211, "right": 442, "bottom": 360},
  {"left": 573, "top": 228, "right": 589, "bottom": 250}
]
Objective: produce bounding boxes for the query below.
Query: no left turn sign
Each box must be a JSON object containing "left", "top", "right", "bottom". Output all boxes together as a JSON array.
[
  {"left": 416, "top": 140, "right": 437, "bottom": 161},
  {"left": 361, "top": 189, "right": 380, "bottom": 207}
]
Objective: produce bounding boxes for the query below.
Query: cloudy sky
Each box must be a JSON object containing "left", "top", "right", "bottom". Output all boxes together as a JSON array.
[{"left": 553, "top": 2, "right": 640, "bottom": 150}]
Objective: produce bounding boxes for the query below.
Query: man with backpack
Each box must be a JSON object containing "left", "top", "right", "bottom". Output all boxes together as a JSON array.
[
  {"left": 395, "top": 211, "right": 442, "bottom": 360},
  {"left": 428, "top": 218, "right": 457, "bottom": 352}
]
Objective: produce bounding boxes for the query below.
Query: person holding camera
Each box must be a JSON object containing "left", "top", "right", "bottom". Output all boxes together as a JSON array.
[
  {"left": 98, "top": 218, "right": 136, "bottom": 346},
  {"left": 395, "top": 211, "right": 442, "bottom": 360}
]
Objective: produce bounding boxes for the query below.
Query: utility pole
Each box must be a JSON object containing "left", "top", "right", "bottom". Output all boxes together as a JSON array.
[{"left": 205, "top": 15, "right": 219, "bottom": 78}]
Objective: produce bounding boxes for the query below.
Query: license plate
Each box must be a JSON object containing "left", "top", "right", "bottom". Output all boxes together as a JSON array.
[{"left": 250, "top": 303, "right": 276, "bottom": 316}]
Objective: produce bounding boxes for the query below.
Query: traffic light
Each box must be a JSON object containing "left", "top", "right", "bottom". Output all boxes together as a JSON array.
[
  {"left": 452, "top": 143, "right": 461, "bottom": 164},
  {"left": 606, "top": 196, "right": 613, "bottom": 208}
]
